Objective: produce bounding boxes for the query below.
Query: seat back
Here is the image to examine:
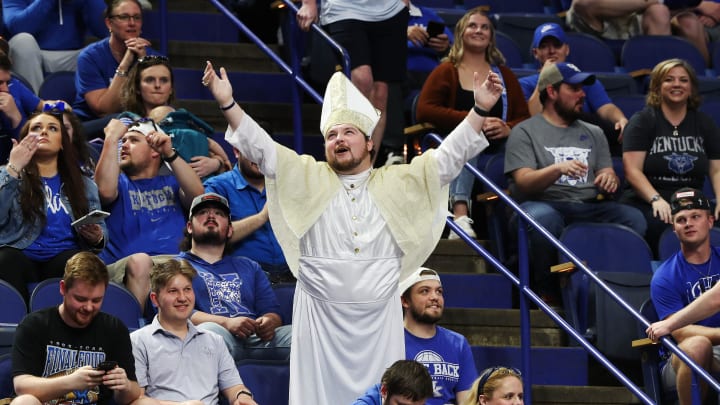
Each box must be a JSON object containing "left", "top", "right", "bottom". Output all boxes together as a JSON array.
[
  {"left": 591, "top": 272, "right": 652, "bottom": 360},
  {"left": 29, "top": 278, "right": 63, "bottom": 312},
  {"left": 621, "top": 35, "right": 706, "bottom": 76},
  {"left": 101, "top": 282, "right": 144, "bottom": 330},
  {"left": 594, "top": 72, "right": 638, "bottom": 97},
  {"left": 495, "top": 31, "right": 524, "bottom": 69},
  {"left": 272, "top": 283, "right": 296, "bottom": 325},
  {"left": 237, "top": 360, "right": 289, "bottom": 405},
  {"left": 564, "top": 32, "right": 617, "bottom": 73},
  {"left": 612, "top": 94, "right": 646, "bottom": 119},
  {"left": 559, "top": 223, "right": 653, "bottom": 341},
  {"left": 0, "top": 280, "right": 26, "bottom": 324},
  {"left": 38, "top": 71, "right": 77, "bottom": 103}
]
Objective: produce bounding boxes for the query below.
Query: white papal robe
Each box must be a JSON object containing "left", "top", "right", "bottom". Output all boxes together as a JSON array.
[{"left": 225, "top": 114, "right": 488, "bottom": 405}]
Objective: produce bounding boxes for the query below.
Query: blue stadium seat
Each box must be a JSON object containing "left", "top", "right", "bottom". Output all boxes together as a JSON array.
[
  {"left": 29, "top": 279, "right": 143, "bottom": 330},
  {"left": 700, "top": 97, "right": 720, "bottom": 128},
  {"left": 272, "top": 283, "right": 296, "bottom": 325},
  {"left": 479, "top": 153, "right": 510, "bottom": 262},
  {"left": 495, "top": 31, "right": 524, "bottom": 69},
  {"left": 0, "top": 353, "right": 12, "bottom": 398},
  {"left": 612, "top": 94, "right": 646, "bottom": 119},
  {"left": 564, "top": 32, "right": 617, "bottom": 73},
  {"left": 237, "top": 360, "right": 289, "bottom": 404},
  {"left": 490, "top": 13, "right": 563, "bottom": 64},
  {"left": 29, "top": 278, "right": 62, "bottom": 312},
  {"left": 621, "top": 35, "right": 707, "bottom": 77},
  {"left": 38, "top": 71, "right": 76, "bottom": 103},
  {"left": 0, "top": 280, "right": 26, "bottom": 324},
  {"left": 594, "top": 72, "right": 639, "bottom": 97},
  {"left": 635, "top": 299, "right": 676, "bottom": 403},
  {"left": 101, "top": 282, "right": 144, "bottom": 331},
  {"left": 559, "top": 223, "right": 653, "bottom": 360}
]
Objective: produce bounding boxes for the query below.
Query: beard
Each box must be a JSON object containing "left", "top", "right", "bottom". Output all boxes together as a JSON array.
[
  {"left": 239, "top": 159, "right": 264, "bottom": 180},
  {"left": 554, "top": 98, "right": 583, "bottom": 123},
  {"left": 328, "top": 147, "right": 370, "bottom": 173},
  {"left": 409, "top": 304, "right": 443, "bottom": 325},
  {"left": 192, "top": 228, "right": 227, "bottom": 246}
]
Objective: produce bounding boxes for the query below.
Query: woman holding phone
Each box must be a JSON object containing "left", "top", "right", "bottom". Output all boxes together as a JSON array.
[{"left": 0, "top": 108, "right": 107, "bottom": 301}]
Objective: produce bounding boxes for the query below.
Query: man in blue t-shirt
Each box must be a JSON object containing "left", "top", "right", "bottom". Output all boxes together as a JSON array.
[
  {"left": 203, "top": 149, "right": 292, "bottom": 283},
  {"left": 181, "top": 192, "right": 291, "bottom": 362},
  {"left": 647, "top": 187, "right": 720, "bottom": 405},
  {"left": 95, "top": 118, "right": 204, "bottom": 311},
  {"left": 399, "top": 267, "right": 478, "bottom": 405},
  {"left": 353, "top": 360, "right": 433, "bottom": 405},
  {"left": 519, "top": 22, "right": 628, "bottom": 156}
]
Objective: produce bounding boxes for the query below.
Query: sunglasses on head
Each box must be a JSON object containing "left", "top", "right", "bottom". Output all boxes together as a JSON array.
[
  {"left": 127, "top": 117, "right": 158, "bottom": 136},
  {"left": 137, "top": 55, "right": 169, "bottom": 65},
  {"left": 477, "top": 366, "right": 522, "bottom": 397}
]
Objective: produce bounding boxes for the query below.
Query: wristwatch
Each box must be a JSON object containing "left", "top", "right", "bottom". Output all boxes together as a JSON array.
[
  {"left": 649, "top": 194, "right": 661, "bottom": 203},
  {"left": 163, "top": 148, "right": 179, "bottom": 163}
]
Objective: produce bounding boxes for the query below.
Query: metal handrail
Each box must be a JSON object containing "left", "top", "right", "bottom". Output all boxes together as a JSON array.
[{"left": 423, "top": 132, "right": 720, "bottom": 404}]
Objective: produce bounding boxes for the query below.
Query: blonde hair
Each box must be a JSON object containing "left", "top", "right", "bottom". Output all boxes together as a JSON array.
[
  {"left": 63, "top": 252, "right": 109, "bottom": 290},
  {"left": 460, "top": 367, "right": 522, "bottom": 405},
  {"left": 150, "top": 259, "right": 197, "bottom": 293},
  {"left": 646, "top": 58, "right": 700, "bottom": 110},
  {"left": 445, "top": 7, "right": 506, "bottom": 67}
]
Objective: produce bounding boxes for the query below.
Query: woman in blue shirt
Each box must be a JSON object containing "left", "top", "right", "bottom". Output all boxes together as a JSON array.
[{"left": 0, "top": 109, "right": 106, "bottom": 301}]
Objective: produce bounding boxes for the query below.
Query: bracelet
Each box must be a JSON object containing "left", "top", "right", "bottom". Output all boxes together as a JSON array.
[
  {"left": 473, "top": 105, "right": 490, "bottom": 117},
  {"left": 6, "top": 162, "right": 21, "bottom": 178},
  {"left": 163, "top": 148, "right": 180, "bottom": 163},
  {"left": 649, "top": 194, "right": 662, "bottom": 204},
  {"left": 235, "top": 390, "right": 253, "bottom": 399},
  {"left": 115, "top": 69, "right": 128, "bottom": 77},
  {"left": 220, "top": 100, "right": 236, "bottom": 111}
]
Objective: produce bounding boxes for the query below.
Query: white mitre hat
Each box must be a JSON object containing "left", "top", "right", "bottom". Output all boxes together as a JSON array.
[{"left": 319, "top": 71, "right": 381, "bottom": 138}]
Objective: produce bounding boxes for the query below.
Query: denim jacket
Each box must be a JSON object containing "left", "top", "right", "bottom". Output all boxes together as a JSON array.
[{"left": 0, "top": 167, "right": 107, "bottom": 251}]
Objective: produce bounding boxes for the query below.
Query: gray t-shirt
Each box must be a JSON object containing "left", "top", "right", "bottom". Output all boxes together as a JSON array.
[{"left": 504, "top": 114, "right": 612, "bottom": 203}]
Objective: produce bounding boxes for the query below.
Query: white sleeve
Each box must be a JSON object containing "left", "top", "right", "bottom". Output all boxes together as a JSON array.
[
  {"left": 433, "top": 119, "right": 489, "bottom": 185},
  {"left": 224, "top": 114, "right": 278, "bottom": 178}
]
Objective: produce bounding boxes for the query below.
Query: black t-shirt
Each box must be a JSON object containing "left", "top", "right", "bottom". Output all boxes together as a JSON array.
[
  {"left": 11, "top": 307, "right": 136, "bottom": 405},
  {"left": 623, "top": 106, "right": 720, "bottom": 199}
]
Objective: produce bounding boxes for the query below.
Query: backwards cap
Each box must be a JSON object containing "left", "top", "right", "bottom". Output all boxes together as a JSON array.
[
  {"left": 399, "top": 267, "right": 442, "bottom": 295},
  {"left": 319, "top": 71, "right": 380, "bottom": 138}
]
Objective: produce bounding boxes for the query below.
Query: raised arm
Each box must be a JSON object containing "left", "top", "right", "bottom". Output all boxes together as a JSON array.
[
  {"left": 94, "top": 119, "right": 127, "bottom": 204},
  {"left": 145, "top": 130, "right": 204, "bottom": 209}
]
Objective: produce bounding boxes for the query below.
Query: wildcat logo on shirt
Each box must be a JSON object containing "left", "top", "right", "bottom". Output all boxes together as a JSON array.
[
  {"left": 545, "top": 146, "right": 590, "bottom": 186},
  {"left": 42, "top": 344, "right": 106, "bottom": 405},
  {"left": 199, "top": 272, "right": 250, "bottom": 316}
]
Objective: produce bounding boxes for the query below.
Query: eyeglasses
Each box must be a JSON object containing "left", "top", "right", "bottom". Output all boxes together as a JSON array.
[
  {"left": 110, "top": 14, "right": 142, "bottom": 22},
  {"left": 137, "top": 55, "right": 170, "bottom": 65},
  {"left": 477, "top": 366, "right": 522, "bottom": 398}
]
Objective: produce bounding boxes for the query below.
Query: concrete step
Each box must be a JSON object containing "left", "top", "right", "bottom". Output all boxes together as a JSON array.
[
  {"left": 424, "top": 239, "right": 489, "bottom": 274},
  {"left": 443, "top": 308, "right": 566, "bottom": 347},
  {"left": 167, "top": 42, "right": 282, "bottom": 72},
  {"left": 473, "top": 346, "right": 589, "bottom": 386},
  {"left": 440, "top": 273, "right": 513, "bottom": 309},
  {"left": 532, "top": 385, "right": 641, "bottom": 404}
]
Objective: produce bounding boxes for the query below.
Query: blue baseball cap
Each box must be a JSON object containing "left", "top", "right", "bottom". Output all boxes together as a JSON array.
[
  {"left": 537, "top": 62, "right": 596, "bottom": 90},
  {"left": 532, "top": 22, "right": 567, "bottom": 49}
]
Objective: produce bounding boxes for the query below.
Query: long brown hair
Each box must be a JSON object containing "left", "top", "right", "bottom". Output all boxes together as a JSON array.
[
  {"left": 121, "top": 56, "right": 175, "bottom": 116},
  {"left": 18, "top": 112, "right": 89, "bottom": 224},
  {"left": 445, "top": 7, "right": 506, "bottom": 67}
]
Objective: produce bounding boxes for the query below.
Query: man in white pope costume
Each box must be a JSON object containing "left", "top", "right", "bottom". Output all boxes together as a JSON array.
[{"left": 202, "top": 61, "right": 503, "bottom": 405}]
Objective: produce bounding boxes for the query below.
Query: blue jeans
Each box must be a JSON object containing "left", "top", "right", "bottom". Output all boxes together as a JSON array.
[
  {"left": 198, "top": 321, "right": 292, "bottom": 362},
  {"left": 449, "top": 153, "right": 498, "bottom": 210},
  {"left": 517, "top": 200, "right": 647, "bottom": 295}
]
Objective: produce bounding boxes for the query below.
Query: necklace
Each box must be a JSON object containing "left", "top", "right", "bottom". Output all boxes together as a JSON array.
[
  {"left": 690, "top": 254, "right": 714, "bottom": 293},
  {"left": 672, "top": 126, "right": 679, "bottom": 136}
]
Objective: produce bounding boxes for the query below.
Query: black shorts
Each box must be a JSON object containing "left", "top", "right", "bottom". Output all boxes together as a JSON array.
[{"left": 325, "top": 8, "right": 409, "bottom": 83}]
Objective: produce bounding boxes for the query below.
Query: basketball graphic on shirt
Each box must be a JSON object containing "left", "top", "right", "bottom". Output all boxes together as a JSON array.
[{"left": 415, "top": 350, "right": 443, "bottom": 363}]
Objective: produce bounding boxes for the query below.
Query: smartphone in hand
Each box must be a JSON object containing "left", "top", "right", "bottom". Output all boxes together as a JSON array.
[
  {"left": 71, "top": 210, "right": 110, "bottom": 228},
  {"left": 96, "top": 361, "right": 117, "bottom": 372},
  {"left": 426, "top": 21, "right": 445, "bottom": 38}
]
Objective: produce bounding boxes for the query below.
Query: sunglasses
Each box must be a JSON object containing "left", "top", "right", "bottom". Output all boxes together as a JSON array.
[
  {"left": 477, "top": 366, "right": 522, "bottom": 397},
  {"left": 137, "top": 55, "right": 169, "bottom": 65},
  {"left": 126, "top": 117, "right": 159, "bottom": 136}
]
